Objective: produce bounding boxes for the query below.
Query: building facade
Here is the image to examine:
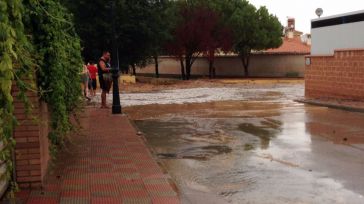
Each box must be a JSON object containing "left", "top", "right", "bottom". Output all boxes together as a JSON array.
[{"left": 306, "top": 10, "right": 364, "bottom": 101}]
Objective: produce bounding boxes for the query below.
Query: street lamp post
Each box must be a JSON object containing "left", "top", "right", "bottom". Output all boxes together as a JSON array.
[{"left": 110, "top": 0, "right": 122, "bottom": 114}]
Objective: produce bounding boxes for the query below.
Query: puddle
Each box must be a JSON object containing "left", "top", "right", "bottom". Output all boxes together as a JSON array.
[
  {"left": 125, "top": 100, "right": 283, "bottom": 120},
  {"left": 125, "top": 83, "right": 364, "bottom": 204},
  {"left": 157, "top": 145, "right": 232, "bottom": 161},
  {"left": 238, "top": 123, "right": 275, "bottom": 149},
  {"left": 237, "top": 118, "right": 282, "bottom": 150},
  {"left": 244, "top": 143, "right": 254, "bottom": 151},
  {"left": 261, "top": 118, "right": 282, "bottom": 129}
]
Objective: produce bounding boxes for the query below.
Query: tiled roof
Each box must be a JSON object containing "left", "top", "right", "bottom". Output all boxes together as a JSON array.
[{"left": 263, "top": 36, "right": 311, "bottom": 55}]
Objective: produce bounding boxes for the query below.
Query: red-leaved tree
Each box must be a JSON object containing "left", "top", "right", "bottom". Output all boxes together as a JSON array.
[
  {"left": 166, "top": 5, "right": 229, "bottom": 80},
  {"left": 202, "top": 22, "right": 232, "bottom": 79}
]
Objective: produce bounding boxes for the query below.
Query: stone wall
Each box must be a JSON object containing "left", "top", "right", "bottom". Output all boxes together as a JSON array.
[{"left": 305, "top": 49, "right": 364, "bottom": 100}]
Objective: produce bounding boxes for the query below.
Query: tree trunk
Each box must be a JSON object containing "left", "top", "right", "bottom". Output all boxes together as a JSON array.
[
  {"left": 186, "top": 65, "right": 191, "bottom": 80},
  {"left": 132, "top": 64, "right": 136, "bottom": 76},
  {"left": 154, "top": 56, "right": 159, "bottom": 78},
  {"left": 185, "top": 56, "right": 191, "bottom": 80},
  {"left": 208, "top": 59, "right": 216, "bottom": 79},
  {"left": 241, "top": 52, "right": 251, "bottom": 77},
  {"left": 209, "top": 60, "right": 213, "bottom": 79},
  {"left": 212, "top": 65, "right": 216, "bottom": 78},
  {"left": 180, "top": 58, "right": 186, "bottom": 80},
  {"left": 208, "top": 49, "right": 215, "bottom": 79}
]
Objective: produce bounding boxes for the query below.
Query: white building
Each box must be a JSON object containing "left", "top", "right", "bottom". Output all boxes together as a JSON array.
[{"left": 311, "top": 10, "right": 364, "bottom": 55}]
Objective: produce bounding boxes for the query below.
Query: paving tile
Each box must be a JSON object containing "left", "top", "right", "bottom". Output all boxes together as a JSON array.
[
  {"left": 89, "top": 173, "right": 115, "bottom": 180},
  {"left": 29, "top": 190, "right": 59, "bottom": 197},
  {"left": 91, "top": 197, "right": 122, "bottom": 204},
  {"left": 63, "top": 172, "right": 89, "bottom": 180},
  {"left": 16, "top": 190, "right": 31, "bottom": 200},
  {"left": 14, "top": 109, "right": 180, "bottom": 204},
  {"left": 62, "top": 178, "right": 88, "bottom": 185},
  {"left": 90, "top": 178, "right": 115, "bottom": 185},
  {"left": 91, "top": 184, "right": 120, "bottom": 193},
  {"left": 143, "top": 178, "right": 169, "bottom": 185},
  {"left": 91, "top": 191, "right": 119, "bottom": 197},
  {"left": 151, "top": 196, "right": 180, "bottom": 204},
  {"left": 112, "top": 159, "right": 134, "bottom": 165},
  {"left": 117, "top": 178, "right": 144, "bottom": 185},
  {"left": 27, "top": 197, "right": 58, "bottom": 204},
  {"left": 113, "top": 168, "right": 137, "bottom": 174},
  {"left": 117, "top": 172, "right": 141, "bottom": 180},
  {"left": 148, "top": 190, "right": 178, "bottom": 197},
  {"left": 140, "top": 172, "right": 165, "bottom": 178},
  {"left": 123, "top": 197, "right": 151, "bottom": 204},
  {"left": 62, "top": 184, "right": 89, "bottom": 191},
  {"left": 113, "top": 164, "right": 136, "bottom": 169},
  {"left": 61, "top": 190, "right": 90, "bottom": 198},
  {"left": 145, "top": 184, "right": 174, "bottom": 192},
  {"left": 120, "top": 190, "right": 149, "bottom": 197},
  {"left": 59, "top": 197, "right": 90, "bottom": 204},
  {"left": 118, "top": 183, "right": 145, "bottom": 191}
]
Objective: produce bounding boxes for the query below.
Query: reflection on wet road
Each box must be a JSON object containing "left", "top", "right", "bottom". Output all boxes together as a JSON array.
[{"left": 124, "top": 83, "right": 364, "bottom": 204}]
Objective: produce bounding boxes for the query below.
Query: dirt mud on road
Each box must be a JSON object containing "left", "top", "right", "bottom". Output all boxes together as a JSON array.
[{"left": 121, "top": 79, "right": 364, "bottom": 204}]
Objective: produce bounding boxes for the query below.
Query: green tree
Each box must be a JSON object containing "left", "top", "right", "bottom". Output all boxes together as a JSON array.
[
  {"left": 116, "top": 0, "right": 153, "bottom": 74},
  {"left": 227, "top": 0, "right": 282, "bottom": 77},
  {"left": 0, "top": 0, "right": 83, "bottom": 193},
  {"left": 24, "top": 0, "right": 83, "bottom": 154},
  {"left": 62, "top": 0, "right": 112, "bottom": 62},
  {"left": 64, "top": 0, "right": 169, "bottom": 74},
  {"left": 254, "top": 7, "right": 283, "bottom": 51},
  {"left": 201, "top": 0, "right": 233, "bottom": 78},
  {"left": 147, "top": 0, "right": 175, "bottom": 78}
]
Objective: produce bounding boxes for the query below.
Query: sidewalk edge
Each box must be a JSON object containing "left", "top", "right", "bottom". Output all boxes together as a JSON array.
[{"left": 295, "top": 99, "right": 364, "bottom": 113}]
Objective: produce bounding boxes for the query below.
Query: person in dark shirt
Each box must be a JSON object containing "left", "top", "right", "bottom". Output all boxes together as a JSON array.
[{"left": 97, "top": 51, "right": 112, "bottom": 108}]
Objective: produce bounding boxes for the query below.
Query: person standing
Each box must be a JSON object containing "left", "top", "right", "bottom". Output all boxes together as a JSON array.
[
  {"left": 87, "top": 61, "right": 98, "bottom": 97},
  {"left": 81, "top": 63, "right": 91, "bottom": 101},
  {"left": 97, "top": 51, "right": 112, "bottom": 108}
]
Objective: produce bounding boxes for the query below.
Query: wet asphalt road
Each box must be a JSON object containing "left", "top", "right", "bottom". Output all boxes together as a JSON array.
[{"left": 124, "top": 82, "right": 364, "bottom": 204}]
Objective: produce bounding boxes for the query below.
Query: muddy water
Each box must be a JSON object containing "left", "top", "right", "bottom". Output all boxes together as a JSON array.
[{"left": 124, "top": 83, "right": 364, "bottom": 204}]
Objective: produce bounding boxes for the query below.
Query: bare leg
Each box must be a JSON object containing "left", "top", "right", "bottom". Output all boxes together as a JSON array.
[
  {"left": 101, "top": 90, "right": 106, "bottom": 108},
  {"left": 101, "top": 90, "right": 110, "bottom": 108},
  {"left": 85, "top": 81, "right": 89, "bottom": 97},
  {"left": 89, "top": 87, "right": 93, "bottom": 97},
  {"left": 92, "top": 88, "right": 96, "bottom": 97},
  {"left": 84, "top": 81, "right": 91, "bottom": 101}
]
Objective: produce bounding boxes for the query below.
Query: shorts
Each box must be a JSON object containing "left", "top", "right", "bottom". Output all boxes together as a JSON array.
[
  {"left": 88, "top": 79, "right": 97, "bottom": 90},
  {"left": 81, "top": 74, "right": 88, "bottom": 84},
  {"left": 99, "top": 76, "right": 104, "bottom": 89},
  {"left": 101, "top": 73, "right": 112, "bottom": 93}
]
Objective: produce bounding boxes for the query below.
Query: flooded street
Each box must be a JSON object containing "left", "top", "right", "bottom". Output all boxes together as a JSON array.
[{"left": 122, "top": 81, "right": 364, "bottom": 204}]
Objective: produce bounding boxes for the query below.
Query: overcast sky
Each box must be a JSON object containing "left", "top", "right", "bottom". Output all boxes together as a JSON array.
[{"left": 248, "top": 0, "right": 364, "bottom": 33}]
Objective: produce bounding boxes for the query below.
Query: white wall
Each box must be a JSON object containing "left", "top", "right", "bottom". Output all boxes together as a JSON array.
[
  {"left": 137, "top": 55, "right": 306, "bottom": 77},
  {"left": 311, "top": 11, "right": 364, "bottom": 55}
]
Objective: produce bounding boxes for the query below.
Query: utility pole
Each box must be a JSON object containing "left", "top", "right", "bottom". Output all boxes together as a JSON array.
[{"left": 110, "top": 0, "right": 122, "bottom": 114}]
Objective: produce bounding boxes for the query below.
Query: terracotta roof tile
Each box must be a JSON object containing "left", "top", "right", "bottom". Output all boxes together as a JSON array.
[{"left": 263, "top": 36, "right": 311, "bottom": 54}]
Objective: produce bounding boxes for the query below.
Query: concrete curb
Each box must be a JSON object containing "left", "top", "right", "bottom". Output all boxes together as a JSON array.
[{"left": 295, "top": 99, "right": 364, "bottom": 113}]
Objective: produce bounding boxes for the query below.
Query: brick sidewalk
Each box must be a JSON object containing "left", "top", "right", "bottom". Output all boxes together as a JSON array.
[{"left": 14, "top": 108, "right": 180, "bottom": 204}]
